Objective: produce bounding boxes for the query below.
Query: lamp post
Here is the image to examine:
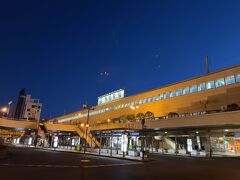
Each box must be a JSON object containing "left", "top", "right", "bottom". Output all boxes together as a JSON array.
[
  {"left": 83, "top": 103, "right": 94, "bottom": 154},
  {"left": 7, "top": 101, "right": 12, "bottom": 118},
  {"left": 1, "top": 107, "right": 8, "bottom": 117}
]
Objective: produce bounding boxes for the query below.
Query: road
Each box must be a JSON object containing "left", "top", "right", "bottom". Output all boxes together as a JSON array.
[{"left": 1, "top": 146, "right": 240, "bottom": 180}]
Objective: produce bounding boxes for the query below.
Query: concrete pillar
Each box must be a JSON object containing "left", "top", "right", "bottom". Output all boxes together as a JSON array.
[
  {"left": 117, "top": 137, "right": 119, "bottom": 154},
  {"left": 110, "top": 131, "right": 113, "bottom": 156},
  {"left": 206, "top": 131, "right": 212, "bottom": 157},
  {"left": 175, "top": 136, "right": 179, "bottom": 154},
  {"left": 99, "top": 131, "right": 102, "bottom": 155}
]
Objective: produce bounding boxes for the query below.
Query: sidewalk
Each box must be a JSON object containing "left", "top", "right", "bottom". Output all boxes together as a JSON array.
[{"left": 25, "top": 145, "right": 144, "bottom": 161}]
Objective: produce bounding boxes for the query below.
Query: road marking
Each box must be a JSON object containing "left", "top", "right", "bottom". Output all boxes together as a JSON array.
[
  {"left": 0, "top": 162, "right": 143, "bottom": 168},
  {"left": 0, "top": 164, "right": 80, "bottom": 168},
  {"left": 81, "top": 159, "right": 91, "bottom": 163},
  {"left": 82, "top": 162, "right": 143, "bottom": 168}
]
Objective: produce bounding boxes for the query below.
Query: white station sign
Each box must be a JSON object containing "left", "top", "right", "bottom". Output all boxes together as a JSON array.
[{"left": 98, "top": 89, "right": 125, "bottom": 105}]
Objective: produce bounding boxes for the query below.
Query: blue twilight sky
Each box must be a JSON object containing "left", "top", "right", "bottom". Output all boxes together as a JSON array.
[{"left": 0, "top": 0, "right": 240, "bottom": 119}]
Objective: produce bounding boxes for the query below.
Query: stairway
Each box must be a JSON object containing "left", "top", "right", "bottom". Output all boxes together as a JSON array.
[{"left": 75, "top": 127, "right": 100, "bottom": 147}]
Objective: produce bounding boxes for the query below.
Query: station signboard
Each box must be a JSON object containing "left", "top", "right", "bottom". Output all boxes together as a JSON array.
[{"left": 98, "top": 89, "right": 125, "bottom": 105}]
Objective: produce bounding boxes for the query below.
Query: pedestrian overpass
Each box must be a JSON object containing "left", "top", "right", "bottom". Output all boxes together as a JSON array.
[{"left": 2, "top": 110, "right": 240, "bottom": 148}]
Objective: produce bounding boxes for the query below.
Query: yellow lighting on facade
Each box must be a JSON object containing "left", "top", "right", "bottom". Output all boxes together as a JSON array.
[
  {"left": 80, "top": 123, "right": 84, "bottom": 127},
  {"left": 85, "top": 124, "right": 89, "bottom": 127},
  {"left": 107, "top": 118, "right": 110, "bottom": 122}
]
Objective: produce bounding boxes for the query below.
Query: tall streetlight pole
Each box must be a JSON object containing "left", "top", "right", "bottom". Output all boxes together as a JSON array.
[
  {"left": 1, "top": 107, "right": 8, "bottom": 117},
  {"left": 83, "top": 103, "right": 94, "bottom": 154},
  {"left": 7, "top": 101, "right": 13, "bottom": 118}
]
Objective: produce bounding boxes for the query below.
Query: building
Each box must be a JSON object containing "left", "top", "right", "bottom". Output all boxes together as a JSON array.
[
  {"left": 13, "top": 89, "right": 42, "bottom": 121},
  {"left": 22, "top": 95, "right": 42, "bottom": 121},
  {"left": 47, "top": 64, "right": 240, "bottom": 157},
  {"left": 13, "top": 89, "right": 26, "bottom": 120}
]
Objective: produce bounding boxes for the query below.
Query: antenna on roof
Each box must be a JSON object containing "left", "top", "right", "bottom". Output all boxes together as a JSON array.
[{"left": 205, "top": 55, "right": 209, "bottom": 74}]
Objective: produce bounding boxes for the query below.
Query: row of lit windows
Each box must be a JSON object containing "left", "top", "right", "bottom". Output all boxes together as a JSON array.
[{"left": 58, "top": 73, "right": 240, "bottom": 123}]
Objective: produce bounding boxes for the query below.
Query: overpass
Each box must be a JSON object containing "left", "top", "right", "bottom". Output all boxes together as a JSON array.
[
  {"left": 1, "top": 110, "right": 240, "bottom": 147},
  {"left": 2, "top": 110, "right": 240, "bottom": 132},
  {"left": 0, "top": 117, "right": 37, "bottom": 130}
]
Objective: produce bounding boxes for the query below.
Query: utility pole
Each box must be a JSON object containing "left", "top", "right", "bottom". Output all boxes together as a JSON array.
[{"left": 205, "top": 55, "right": 209, "bottom": 74}]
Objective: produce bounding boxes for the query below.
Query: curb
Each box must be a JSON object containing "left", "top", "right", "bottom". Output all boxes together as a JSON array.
[{"left": 30, "top": 147, "right": 147, "bottom": 162}]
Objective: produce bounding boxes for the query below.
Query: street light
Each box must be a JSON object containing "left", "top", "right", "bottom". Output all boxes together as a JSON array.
[
  {"left": 1, "top": 107, "right": 8, "bottom": 117},
  {"left": 7, "top": 101, "right": 12, "bottom": 117},
  {"left": 82, "top": 103, "right": 95, "bottom": 154}
]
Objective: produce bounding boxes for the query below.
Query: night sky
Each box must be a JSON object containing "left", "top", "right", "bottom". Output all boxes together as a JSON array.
[{"left": 0, "top": 0, "right": 240, "bottom": 119}]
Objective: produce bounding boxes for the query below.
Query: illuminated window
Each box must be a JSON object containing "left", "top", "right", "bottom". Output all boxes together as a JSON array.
[
  {"left": 159, "top": 94, "right": 164, "bottom": 100},
  {"left": 135, "top": 100, "right": 139, "bottom": 105},
  {"left": 190, "top": 85, "right": 197, "bottom": 93},
  {"left": 226, "top": 75, "right": 235, "bottom": 85},
  {"left": 153, "top": 96, "right": 157, "bottom": 101},
  {"left": 176, "top": 89, "right": 182, "bottom": 96},
  {"left": 183, "top": 87, "right": 189, "bottom": 95},
  {"left": 148, "top": 97, "right": 153, "bottom": 102},
  {"left": 206, "top": 81, "right": 214, "bottom": 89},
  {"left": 198, "top": 83, "right": 206, "bottom": 91},
  {"left": 143, "top": 98, "right": 148, "bottom": 103},
  {"left": 139, "top": 99, "right": 143, "bottom": 104},
  {"left": 215, "top": 78, "right": 225, "bottom": 88},
  {"left": 170, "top": 91, "right": 175, "bottom": 98},
  {"left": 236, "top": 74, "right": 240, "bottom": 83},
  {"left": 127, "top": 102, "right": 131, "bottom": 107},
  {"left": 131, "top": 101, "right": 134, "bottom": 106},
  {"left": 164, "top": 92, "right": 169, "bottom": 99}
]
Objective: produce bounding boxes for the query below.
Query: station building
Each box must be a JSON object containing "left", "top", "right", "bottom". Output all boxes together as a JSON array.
[{"left": 47, "top": 64, "right": 240, "bottom": 157}]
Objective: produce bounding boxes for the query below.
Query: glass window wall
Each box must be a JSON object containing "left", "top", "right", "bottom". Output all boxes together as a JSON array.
[
  {"left": 216, "top": 78, "right": 225, "bottom": 88},
  {"left": 183, "top": 87, "right": 189, "bottom": 95},
  {"left": 226, "top": 75, "right": 235, "bottom": 85},
  {"left": 207, "top": 81, "right": 214, "bottom": 89}
]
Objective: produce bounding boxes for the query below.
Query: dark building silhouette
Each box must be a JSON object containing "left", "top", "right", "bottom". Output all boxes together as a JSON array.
[{"left": 13, "top": 88, "right": 26, "bottom": 120}]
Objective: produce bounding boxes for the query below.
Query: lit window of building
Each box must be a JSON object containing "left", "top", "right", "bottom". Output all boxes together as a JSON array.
[
  {"left": 159, "top": 94, "right": 164, "bottom": 100},
  {"left": 226, "top": 75, "right": 235, "bottom": 85},
  {"left": 183, "top": 87, "right": 189, "bottom": 95},
  {"left": 176, "top": 89, "right": 182, "bottom": 96},
  {"left": 143, "top": 98, "right": 148, "bottom": 103},
  {"left": 170, "top": 91, "right": 175, "bottom": 98},
  {"left": 131, "top": 101, "right": 134, "bottom": 106},
  {"left": 135, "top": 100, "right": 139, "bottom": 105},
  {"left": 139, "top": 99, "right": 143, "bottom": 104},
  {"left": 148, "top": 97, "right": 153, "bottom": 102},
  {"left": 198, "top": 83, "right": 206, "bottom": 91},
  {"left": 216, "top": 78, "right": 225, "bottom": 88},
  {"left": 153, "top": 96, "right": 157, "bottom": 101},
  {"left": 236, "top": 73, "right": 240, "bottom": 82},
  {"left": 206, "top": 81, "right": 214, "bottom": 89},
  {"left": 164, "top": 92, "right": 169, "bottom": 99},
  {"left": 190, "top": 85, "right": 197, "bottom": 93}
]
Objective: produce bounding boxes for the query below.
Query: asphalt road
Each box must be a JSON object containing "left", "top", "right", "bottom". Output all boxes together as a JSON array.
[{"left": 1, "top": 146, "right": 240, "bottom": 180}]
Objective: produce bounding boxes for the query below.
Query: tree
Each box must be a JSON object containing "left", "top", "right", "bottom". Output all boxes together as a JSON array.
[
  {"left": 119, "top": 115, "right": 127, "bottom": 122},
  {"left": 136, "top": 113, "right": 145, "bottom": 120},
  {"left": 227, "top": 104, "right": 239, "bottom": 111},
  {"left": 145, "top": 111, "right": 154, "bottom": 120},
  {"left": 126, "top": 114, "right": 135, "bottom": 122},
  {"left": 167, "top": 112, "right": 179, "bottom": 118}
]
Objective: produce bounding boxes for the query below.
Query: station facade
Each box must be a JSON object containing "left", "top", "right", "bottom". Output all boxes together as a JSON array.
[{"left": 42, "top": 65, "right": 240, "bottom": 157}]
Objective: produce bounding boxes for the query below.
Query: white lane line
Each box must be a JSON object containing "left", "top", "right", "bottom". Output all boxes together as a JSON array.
[
  {"left": 83, "top": 162, "right": 143, "bottom": 168},
  {"left": 0, "top": 162, "right": 143, "bottom": 168}
]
